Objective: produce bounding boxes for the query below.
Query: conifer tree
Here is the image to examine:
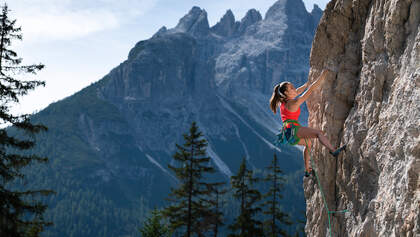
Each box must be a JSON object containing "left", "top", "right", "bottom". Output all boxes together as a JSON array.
[
  {"left": 139, "top": 208, "right": 171, "bottom": 237},
  {"left": 163, "top": 122, "right": 215, "bottom": 237},
  {"left": 0, "top": 3, "right": 53, "bottom": 237},
  {"left": 203, "top": 182, "right": 227, "bottom": 237},
  {"left": 261, "top": 154, "right": 292, "bottom": 237},
  {"left": 228, "top": 158, "right": 263, "bottom": 237}
]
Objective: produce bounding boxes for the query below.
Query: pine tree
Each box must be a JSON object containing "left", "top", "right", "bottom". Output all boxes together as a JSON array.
[
  {"left": 163, "top": 122, "right": 215, "bottom": 237},
  {"left": 203, "top": 182, "right": 227, "bottom": 237},
  {"left": 139, "top": 208, "right": 171, "bottom": 237},
  {"left": 0, "top": 3, "right": 53, "bottom": 237},
  {"left": 261, "top": 154, "right": 292, "bottom": 237},
  {"left": 228, "top": 158, "right": 263, "bottom": 237}
]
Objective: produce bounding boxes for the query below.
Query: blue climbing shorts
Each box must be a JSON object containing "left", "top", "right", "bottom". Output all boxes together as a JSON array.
[{"left": 275, "top": 120, "right": 301, "bottom": 146}]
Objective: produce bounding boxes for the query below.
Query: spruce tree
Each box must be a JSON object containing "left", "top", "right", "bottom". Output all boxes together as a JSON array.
[
  {"left": 228, "top": 158, "right": 263, "bottom": 237},
  {"left": 163, "top": 122, "right": 215, "bottom": 237},
  {"left": 261, "top": 154, "right": 292, "bottom": 237},
  {"left": 0, "top": 3, "right": 53, "bottom": 237},
  {"left": 139, "top": 208, "right": 171, "bottom": 237},
  {"left": 203, "top": 182, "right": 227, "bottom": 237}
]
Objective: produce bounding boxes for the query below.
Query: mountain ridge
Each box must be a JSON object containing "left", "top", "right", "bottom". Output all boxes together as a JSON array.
[{"left": 25, "top": 0, "right": 322, "bottom": 236}]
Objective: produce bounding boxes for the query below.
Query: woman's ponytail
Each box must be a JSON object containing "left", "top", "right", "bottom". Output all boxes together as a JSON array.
[{"left": 269, "top": 82, "right": 289, "bottom": 114}]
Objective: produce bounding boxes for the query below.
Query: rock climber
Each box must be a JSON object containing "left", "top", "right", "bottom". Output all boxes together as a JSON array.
[{"left": 270, "top": 69, "right": 346, "bottom": 177}]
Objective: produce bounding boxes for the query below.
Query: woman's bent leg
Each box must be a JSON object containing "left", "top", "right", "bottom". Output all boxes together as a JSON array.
[
  {"left": 297, "top": 126, "right": 335, "bottom": 152},
  {"left": 297, "top": 138, "right": 312, "bottom": 172}
]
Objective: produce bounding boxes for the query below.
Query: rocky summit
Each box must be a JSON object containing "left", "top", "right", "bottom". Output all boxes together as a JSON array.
[{"left": 304, "top": 0, "right": 419, "bottom": 236}]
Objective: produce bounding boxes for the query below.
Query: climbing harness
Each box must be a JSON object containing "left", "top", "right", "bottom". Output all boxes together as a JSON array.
[
  {"left": 275, "top": 119, "right": 301, "bottom": 146},
  {"left": 304, "top": 138, "right": 349, "bottom": 237}
]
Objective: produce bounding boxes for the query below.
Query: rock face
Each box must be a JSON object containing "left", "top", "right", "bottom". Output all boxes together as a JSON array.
[
  {"left": 304, "top": 0, "right": 420, "bottom": 236},
  {"left": 211, "top": 10, "right": 237, "bottom": 37},
  {"left": 173, "top": 6, "right": 210, "bottom": 37}
]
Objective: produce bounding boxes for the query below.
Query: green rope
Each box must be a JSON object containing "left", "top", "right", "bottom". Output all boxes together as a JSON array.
[{"left": 304, "top": 138, "right": 349, "bottom": 237}]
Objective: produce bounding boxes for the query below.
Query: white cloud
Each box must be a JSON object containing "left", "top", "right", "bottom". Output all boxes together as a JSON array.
[
  {"left": 18, "top": 9, "right": 119, "bottom": 42},
  {"left": 5, "top": 0, "right": 158, "bottom": 43}
]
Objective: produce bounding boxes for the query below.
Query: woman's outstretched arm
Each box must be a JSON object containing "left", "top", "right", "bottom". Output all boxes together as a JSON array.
[
  {"left": 296, "top": 81, "right": 309, "bottom": 95},
  {"left": 288, "top": 69, "right": 330, "bottom": 111}
]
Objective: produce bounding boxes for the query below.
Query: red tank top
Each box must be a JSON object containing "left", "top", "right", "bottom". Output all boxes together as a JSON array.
[{"left": 280, "top": 102, "right": 300, "bottom": 122}]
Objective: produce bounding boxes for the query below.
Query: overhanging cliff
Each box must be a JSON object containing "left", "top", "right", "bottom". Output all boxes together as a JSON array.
[{"left": 304, "top": 0, "right": 420, "bottom": 236}]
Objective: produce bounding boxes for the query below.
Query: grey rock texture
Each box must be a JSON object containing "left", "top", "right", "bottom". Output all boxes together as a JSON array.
[
  {"left": 304, "top": 0, "right": 420, "bottom": 236},
  {"left": 237, "top": 9, "right": 262, "bottom": 35},
  {"left": 310, "top": 4, "right": 323, "bottom": 30},
  {"left": 211, "top": 10, "right": 237, "bottom": 37},
  {"left": 172, "top": 6, "right": 210, "bottom": 37}
]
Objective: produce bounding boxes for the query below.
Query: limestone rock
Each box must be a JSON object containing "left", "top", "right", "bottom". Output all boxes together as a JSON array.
[
  {"left": 311, "top": 4, "right": 323, "bottom": 31},
  {"left": 173, "top": 6, "right": 210, "bottom": 37},
  {"left": 305, "top": 0, "right": 420, "bottom": 236},
  {"left": 237, "top": 9, "right": 262, "bottom": 35},
  {"left": 211, "top": 9, "right": 237, "bottom": 37},
  {"left": 152, "top": 26, "right": 167, "bottom": 38}
]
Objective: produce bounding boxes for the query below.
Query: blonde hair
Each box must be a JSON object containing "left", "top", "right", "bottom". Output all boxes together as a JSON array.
[{"left": 269, "top": 82, "right": 289, "bottom": 114}]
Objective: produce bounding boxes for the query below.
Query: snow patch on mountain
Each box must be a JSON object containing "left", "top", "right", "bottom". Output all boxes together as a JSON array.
[
  {"left": 206, "top": 144, "right": 233, "bottom": 177},
  {"left": 145, "top": 153, "right": 177, "bottom": 181},
  {"left": 217, "top": 95, "right": 282, "bottom": 152}
]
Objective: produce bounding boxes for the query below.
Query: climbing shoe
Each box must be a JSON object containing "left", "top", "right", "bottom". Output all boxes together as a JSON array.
[
  {"left": 330, "top": 145, "right": 347, "bottom": 157},
  {"left": 304, "top": 169, "right": 315, "bottom": 177}
]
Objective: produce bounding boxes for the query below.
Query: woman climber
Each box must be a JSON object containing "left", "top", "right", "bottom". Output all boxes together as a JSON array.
[{"left": 270, "top": 69, "right": 346, "bottom": 177}]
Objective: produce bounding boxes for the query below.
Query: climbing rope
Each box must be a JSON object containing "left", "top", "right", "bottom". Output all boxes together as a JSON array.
[
  {"left": 274, "top": 125, "right": 349, "bottom": 236},
  {"left": 305, "top": 138, "right": 349, "bottom": 237}
]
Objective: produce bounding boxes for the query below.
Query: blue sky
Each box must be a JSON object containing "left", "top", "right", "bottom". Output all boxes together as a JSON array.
[{"left": 6, "top": 0, "right": 330, "bottom": 115}]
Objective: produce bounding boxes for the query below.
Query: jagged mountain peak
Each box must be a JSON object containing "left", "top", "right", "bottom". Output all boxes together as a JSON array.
[
  {"left": 310, "top": 4, "right": 323, "bottom": 30},
  {"left": 241, "top": 8, "right": 262, "bottom": 23},
  {"left": 211, "top": 9, "right": 237, "bottom": 37},
  {"left": 236, "top": 8, "right": 262, "bottom": 35},
  {"left": 312, "top": 4, "right": 322, "bottom": 13},
  {"left": 152, "top": 26, "right": 167, "bottom": 38},
  {"left": 174, "top": 6, "right": 210, "bottom": 36},
  {"left": 265, "top": 0, "right": 308, "bottom": 21},
  {"left": 222, "top": 9, "right": 235, "bottom": 21}
]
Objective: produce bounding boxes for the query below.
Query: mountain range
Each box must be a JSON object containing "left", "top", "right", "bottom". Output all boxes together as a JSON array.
[{"left": 23, "top": 0, "right": 322, "bottom": 236}]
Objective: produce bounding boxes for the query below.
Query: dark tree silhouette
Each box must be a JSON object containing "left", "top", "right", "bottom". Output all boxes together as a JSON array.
[
  {"left": 228, "top": 158, "right": 263, "bottom": 237},
  {"left": 139, "top": 208, "right": 171, "bottom": 237},
  {"left": 163, "top": 122, "right": 216, "bottom": 237},
  {"left": 261, "top": 154, "right": 292, "bottom": 236},
  {"left": 0, "top": 3, "right": 53, "bottom": 237}
]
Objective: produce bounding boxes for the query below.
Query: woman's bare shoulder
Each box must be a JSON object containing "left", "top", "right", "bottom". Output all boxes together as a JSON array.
[{"left": 285, "top": 99, "right": 299, "bottom": 112}]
